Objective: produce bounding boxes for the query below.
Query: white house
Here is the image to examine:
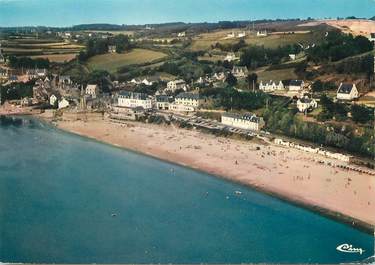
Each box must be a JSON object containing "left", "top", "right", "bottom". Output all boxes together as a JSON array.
[
  {"left": 256, "top": 30, "right": 268, "bottom": 37},
  {"left": 221, "top": 112, "right": 265, "bottom": 131},
  {"left": 296, "top": 97, "right": 318, "bottom": 113},
  {"left": 49, "top": 94, "right": 58, "bottom": 106},
  {"left": 0, "top": 47, "right": 5, "bottom": 63},
  {"left": 108, "top": 45, "right": 117, "bottom": 53},
  {"left": 156, "top": 95, "right": 174, "bottom": 110},
  {"left": 26, "top": 69, "right": 47, "bottom": 79},
  {"left": 59, "top": 75, "right": 72, "bottom": 85},
  {"left": 368, "top": 33, "right": 375, "bottom": 42},
  {"left": 175, "top": 92, "right": 201, "bottom": 108},
  {"left": 224, "top": 52, "right": 239, "bottom": 62},
  {"left": 288, "top": 80, "right": 304, "bottom": 91},
  {"left": 0, "top": 68, "right": 8, "bottom": 79},
  {"left": 336, "top": 83, "right": 359, "bottom": 101},
  {"left": 167, "top": 79, "right": 187, "bottom": 92},
  {"left": 141, "top": 77, "right": 159, "bottom": 86},
  {"left": 118, "top": 91, "right": 152, "bottom": 109},
  {"left": 130, "top": 78, "right": 142, "bottom": 85},
  {"left": 289, "top": 54, "right": 296, "bottom": 60},
  {"left": 238, "top": 32, "right": 246, "bottom": 38},
  {"left": 259, "top": 80, "right": 284, "bottom": 92},
  {"left": 212, "top": 72, "right": 226, "bottom": 82},
  {"left": 232, "top": 66, "right": 248, "bottom": 78},
  {"left": 227, "top": 32, "right": 235, "bottom": 38},
  {"left": 177, "top": 32, "right": 186, "bottom": 37},
  {"left": 85, "top": 84, "right": 99, "bottom": 98},
  {"left": 58, "top": 98, "right": 70, "bottom": 109}
]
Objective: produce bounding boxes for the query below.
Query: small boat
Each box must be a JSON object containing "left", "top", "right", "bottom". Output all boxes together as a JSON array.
[
  {"left": 235, "top": 191, "right": 242, "bottom": 195},
  {"left": 111, "top": 213, "right": 117, "bottom": 217}
]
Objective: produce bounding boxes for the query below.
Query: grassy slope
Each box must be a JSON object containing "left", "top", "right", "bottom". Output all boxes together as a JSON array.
[
  {"left": 87, "top": 48, "right": 168, "bottom": 73},
  {"left": 189, "top": 28, "right": 326, "bottom": 51},
  {"left": 1, "top": 38, "right": 84, "bottom": 56},
  {"left": 257, "top": 68, "right": 298, "bottom": 81},
  {"left": 29, "top": 53, "right": 77, "bottom": 63}
]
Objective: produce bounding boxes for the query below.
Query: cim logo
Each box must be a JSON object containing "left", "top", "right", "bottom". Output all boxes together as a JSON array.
[{"left": 336, "top": 243, "right": 365, "bottom": 255}]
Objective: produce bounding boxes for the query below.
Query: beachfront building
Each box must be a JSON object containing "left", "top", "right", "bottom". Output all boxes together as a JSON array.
[
  {"left": 221, "top": 112, "right": 265, "bottom": 131},
  {"left": 232, "top": 66, "right": 248, "bottom": 78},
  {"left": 296, "top": 97, "right": 318, "bottom": 113},
  {"left": 288, "top": 80, "right": 304, "bottom": 91},
  {"left": 85, "top": 84, "right": 99, "bottom": 98},
  {"left": 110, "top": 105, "right": 145, "bottom": 121},
  {"left": 259, "top": 80, "right": 284, "bottom": 92},
  {"left": 168, "top": 103, "right": 195, "bottom": 112},
  {"left": 336, "top": 83, "right": 359, "bottom": 101},
  {"left": 166, "top": 79, "right": 187, "bottom": 92},
  {"left": 175, "top": 92, "right": 201, "bottom": 108},
  {"left": 156, "top": 95, "right": 174, "bottom": 110},
  {"left": 118, "top": 91, "right": 152, "bottom": 109}
]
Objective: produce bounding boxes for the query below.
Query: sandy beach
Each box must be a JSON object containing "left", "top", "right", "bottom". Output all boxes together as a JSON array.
[{"left": 54, "top": 117, "right": 375, "bottom": 231}]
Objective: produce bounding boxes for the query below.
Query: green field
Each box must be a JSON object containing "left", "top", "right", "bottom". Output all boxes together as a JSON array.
[
  {"left": 1, "top": 38, "right": 84, "bottom": 58},
  {"left": 189, "top": 28, "right": 326, "bottom": 51},
  {"left": 257, "top": 67, "right": 298, "bottom": 81},
  {"left": 87, "top": 48, "right": 168, "bottom": 73}
]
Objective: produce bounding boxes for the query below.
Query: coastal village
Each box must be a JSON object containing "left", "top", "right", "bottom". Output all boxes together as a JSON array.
[{"left": 1, "top": 18, "right": 375, "bottom": 229}]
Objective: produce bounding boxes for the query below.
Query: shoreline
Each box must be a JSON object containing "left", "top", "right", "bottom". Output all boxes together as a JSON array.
[{"left": 33, "top": 115, "right": 375, "bottom": 233}]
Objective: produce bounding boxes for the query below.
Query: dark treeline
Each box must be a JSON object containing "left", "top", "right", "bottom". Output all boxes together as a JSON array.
[
  {"left": 332, "top": 55, "right": 374, "bottom": 75},
  {"left": 0, "top": 81, "right": 34, "bottom": 104},
  {"left": 318, "top": 95, "right": 374, "bottom": 124},
  {"left": 264, "top": 105, "right": 375, "bottom": 158},
  {"left": 78, "top": 34, "right": 132, "bottom": 61},
  {"left": 240, "top": 44, "right": 302, "bottom": 68},
  {"left": 8, "top": 56, "right": 50, "bottom": 69},
  {"left": 307, "top": 31, "right": 373, "bottom": 63},
  {"left": 212, "top": 39, "right": 247, "bottom": 52}
]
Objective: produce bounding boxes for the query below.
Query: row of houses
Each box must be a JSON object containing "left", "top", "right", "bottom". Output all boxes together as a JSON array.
[
  {"left": 117, "top": 91, "right": 203, "bottom": 112},
  {"left": 113, "top": 90, "right": 267, "bottom": 131},
  {"left": 274, "top": 138, "right": 352, "bottom": 162},
  {"left": 259, "top": 80, "right": 305, "bottom": 92},
  {"left": 259, "top": 79, "right": 359, "bottom": 101}
]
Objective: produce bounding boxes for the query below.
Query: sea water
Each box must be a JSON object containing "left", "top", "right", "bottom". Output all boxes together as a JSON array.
[{"left": 0, "top": 116, "right": 373, "bottom": 263}]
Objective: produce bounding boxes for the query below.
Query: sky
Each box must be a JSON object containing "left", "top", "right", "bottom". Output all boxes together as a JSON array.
[{"left": 0, "top": 0, "right": 375, "bottom": 27}]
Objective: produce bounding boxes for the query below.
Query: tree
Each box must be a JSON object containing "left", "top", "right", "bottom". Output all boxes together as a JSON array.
[
  {"left": 247, "top": 73, "right": 258, "bottom": 91},
  {"left": 87, "top": 70, "right": 112, "bottom": 93},
  {"left": 351, "top": 104, "right": 373, "bottom": 124},
  {"left": 225, "top": 72, "right": 237, "bottom": 86},
  {"left": 114, "top": 34, "right": 131, "bottom": 53},
  {"left": 311, "top": 80, "right": 323, "bottom": 92}
]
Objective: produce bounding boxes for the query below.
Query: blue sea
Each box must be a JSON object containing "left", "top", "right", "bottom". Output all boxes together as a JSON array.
[{"left": 0, "top": 116, "right": 373, "bottom": 264}]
